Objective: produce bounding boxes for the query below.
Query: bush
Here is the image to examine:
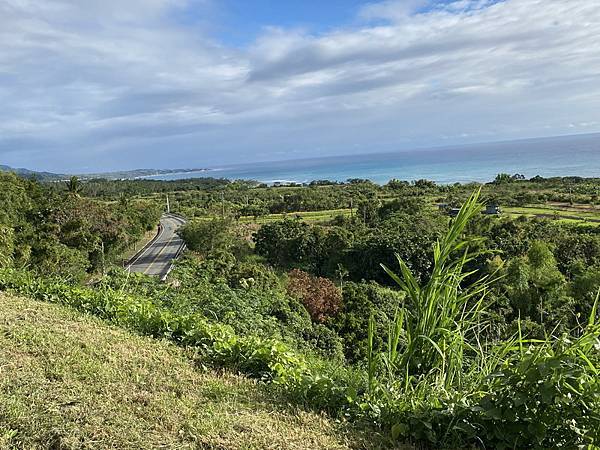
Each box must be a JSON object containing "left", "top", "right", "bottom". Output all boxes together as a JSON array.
[
  {"left": 465, "top": 333, "right": 600, "bottom": 448},
  {"left": 0, "top": 267, "right": 355, "bottom": 414},
  {"left": 178, "top": 218, "right": 233, "bottom": 254},
  {"left": 287, "top": 269, "right": 342, "bottom": 323},
  {"left": 331, "top": 281, "right": 405, "bottom": 362}
]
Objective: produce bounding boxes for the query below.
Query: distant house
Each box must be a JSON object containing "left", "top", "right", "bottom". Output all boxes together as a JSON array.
[
  {"left": 484, "top": 204, "right": 502, "bottom": 215},
  {"left": 439, "top": 204, "right": 461, "bottom": 217}
]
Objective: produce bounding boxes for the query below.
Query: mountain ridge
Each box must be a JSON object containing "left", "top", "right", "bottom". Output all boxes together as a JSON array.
[{"left": 0, "top": 164, "right": 210, "bottom": 181}]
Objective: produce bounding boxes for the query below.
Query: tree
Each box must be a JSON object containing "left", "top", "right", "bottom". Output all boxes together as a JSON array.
[
  {"left": 502, "top": 241, "right": 572, "bottom": 335},
  {"left": 65, "top": 176, "right": 83, "bottom": 196},
  {"left": 571, "top": 266, "right": 600, "bottom": 326},
  {"left": 346, "top": 211, "right": 445, "bottom": 284},
  {"left": 413, "top": 179, "right": 436, "bottom": 189},
  {"left": 356, "top": 198, "right": 381, "bottom": 225},
  {"left": 330, "top": 281, "right": 405, "bottom": 362},
  {"left": 240, "top": 202, "right": 269, "bottom": 220},
  {"left": 385, "top": 179, "right": 409, "bottom": 190},
  {"left": 253, "top": 219, "right": 314, "bottom": 268},
  {"left": 32, "top": 238, "right": 89, "bottom": 281},
  {"left": 494, "top": 173, "right": 513, "bottom": 184},
  {"left": 178, "top": 218, "right": 233, "bottom": 255},
  {"left": 286, "top": 269, "right": 342, "bottom": 323},
  {"left": 378, "top": 195, "right": 423, "bottom": 219}
]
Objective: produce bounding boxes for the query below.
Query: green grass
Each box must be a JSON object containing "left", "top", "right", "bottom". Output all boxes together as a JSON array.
[
  {"left": 0, "top": 293, "right": 395, "bottom": 450},
  {"left": 240, "top": 208, "right": 353, "bottom": 223},
  {"left": 504, "top": 204, "right": 600, "bottom": 226}
]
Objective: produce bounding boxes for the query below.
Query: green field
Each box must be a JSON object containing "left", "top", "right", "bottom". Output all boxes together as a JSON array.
[
  {"left": 240, "top": 208, "right": 353, "bottom": 223},
  {"left": 504, "top": 204, "right": 600, "bottom": 226}
]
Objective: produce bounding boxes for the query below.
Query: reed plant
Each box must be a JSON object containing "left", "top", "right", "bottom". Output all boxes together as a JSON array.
[{"left": 369, "top": 190, "right": 497, "bottom": 392}]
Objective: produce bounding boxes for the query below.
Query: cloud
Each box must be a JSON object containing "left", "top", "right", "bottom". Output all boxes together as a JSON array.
[{"left": 0, "top": 0, "right": 599, "bottom": 172}]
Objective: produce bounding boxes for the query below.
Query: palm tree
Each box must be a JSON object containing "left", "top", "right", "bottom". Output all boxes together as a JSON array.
[{"left": 65, "top": 176, "right": 82, "bottom": 196}]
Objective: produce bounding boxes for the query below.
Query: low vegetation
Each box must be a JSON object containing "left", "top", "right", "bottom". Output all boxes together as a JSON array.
[
  {"left": 2, "top": 171, "right": 600, "bottom": 448},
  {"left": 0, "top": 293, "right": 389, "bottom": 450}
]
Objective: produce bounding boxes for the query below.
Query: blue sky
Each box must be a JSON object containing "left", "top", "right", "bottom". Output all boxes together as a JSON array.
[
  {"left": 209, "top": 0, "right": 370, "bottom": 45},
  {"left": 1, "top": 0, "right": 599, "bottom": 172},
  {"left": 177, "top": 0, "right": 460, "bottom": 46}
]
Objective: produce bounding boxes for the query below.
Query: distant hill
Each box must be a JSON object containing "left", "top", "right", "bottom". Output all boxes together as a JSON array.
[
  {"left": 78, "top": 168, "right": 210, "bottom": 180},
  {"left": 0, "top": 165, "right": 210, "bottom": 181},
  {"left": 0, "top": 164, "right": 66, "bottom": 181}
]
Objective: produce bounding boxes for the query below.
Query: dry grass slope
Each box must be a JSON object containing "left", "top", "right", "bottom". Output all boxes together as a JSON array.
[{"left": 0, "top": 294, "right": 396, "bottom": 450}]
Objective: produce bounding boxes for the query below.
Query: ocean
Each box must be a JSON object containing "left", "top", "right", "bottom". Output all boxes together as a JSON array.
[{"left": 148, "top": 133, "right": 600, "bottom": 185}]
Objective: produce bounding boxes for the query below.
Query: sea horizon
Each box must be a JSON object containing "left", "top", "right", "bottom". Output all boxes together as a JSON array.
[{"left": 146, "top": 132, "right": 600, "bottom": 185}]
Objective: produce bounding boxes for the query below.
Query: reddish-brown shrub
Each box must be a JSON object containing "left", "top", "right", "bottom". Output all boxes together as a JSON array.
[{"left": 286, "top": 269, "right": 342, "bottom": 323}]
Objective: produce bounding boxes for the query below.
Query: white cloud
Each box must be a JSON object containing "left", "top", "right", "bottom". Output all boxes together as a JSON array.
[{"left": 0, "top": 0, "right": 599, "bottom": 171}]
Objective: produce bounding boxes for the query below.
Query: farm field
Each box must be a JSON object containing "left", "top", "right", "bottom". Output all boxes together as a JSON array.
[
  {"left": 240, "top": 208, "right": 353, "bottom": 223},
  {"left": 504, "top": 203, "right": 600, "bottom": 226}
]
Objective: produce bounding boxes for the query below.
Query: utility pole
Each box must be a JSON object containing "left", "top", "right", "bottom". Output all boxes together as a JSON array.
[{"left": 166, "top": 194, "right": 170, "bottom": 214}]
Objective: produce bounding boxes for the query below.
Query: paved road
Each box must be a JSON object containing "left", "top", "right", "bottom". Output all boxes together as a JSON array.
[{"left": 127, "top": 214, "right": 186, "bottom": 280}]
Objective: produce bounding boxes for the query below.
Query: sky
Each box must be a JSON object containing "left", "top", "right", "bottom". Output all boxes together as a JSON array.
[{"left": 1, "top": 0, "right": 600, "bottom": 173}]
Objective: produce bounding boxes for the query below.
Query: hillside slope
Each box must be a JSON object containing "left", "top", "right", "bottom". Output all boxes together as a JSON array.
[{"left": 0, "top": 294, "right": 389, "bottom": 450}]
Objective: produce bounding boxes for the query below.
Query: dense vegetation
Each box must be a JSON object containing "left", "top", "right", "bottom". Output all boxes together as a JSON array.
[
  {"left": 1, "top": 170, "right": 600, "bottom": 448},
  {"left": 0, "top": 173, "right": 161, "bottom": 280}
]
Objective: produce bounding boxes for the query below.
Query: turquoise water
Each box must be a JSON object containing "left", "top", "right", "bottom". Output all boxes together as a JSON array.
[{"left": 150, "top": 133, "right": 600, "bottom": 185}]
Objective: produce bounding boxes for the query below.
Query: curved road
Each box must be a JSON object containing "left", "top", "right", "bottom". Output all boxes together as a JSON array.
[{"left": 127, "top": 214, "right": 186, "bottom": 280}]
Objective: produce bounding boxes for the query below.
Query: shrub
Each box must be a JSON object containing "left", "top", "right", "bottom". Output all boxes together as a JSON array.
[
  {"left": 331, "top": 281, "right": 405, "bottom": 362},
  {"left": 178, "top": 218, "right": 233, "bottom": 255},
  {"left": 0, "top": 267, "right": 355, "bottom": 414},
  {"left": 465, "top": 331, "right": 600, "bottom": 448},
  {"left": 287, "top": 269, "right": 342, "bottom": 323}
]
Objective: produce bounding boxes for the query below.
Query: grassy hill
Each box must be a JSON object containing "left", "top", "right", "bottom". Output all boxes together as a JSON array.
[{"left": 0, "top": 294, "right": 393, "bottom": 450}]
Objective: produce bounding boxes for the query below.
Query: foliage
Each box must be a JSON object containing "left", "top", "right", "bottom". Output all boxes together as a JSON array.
[
  {"left": 331, "top": 281, "right": 405, "bottom": 362},
  {"left": 363, "top": 192, "right": 600, "bottom": 447},
  {"left": 286, "top": 269, "right": 343, "bottom": 324},
  {"left": 349, "top": 211, "right": 445, "bottom": 284},
  {"left": 466, "top": 329, "right": 600, "bottom": 448},
  {"left": 0, "top": 226, "right": 14, "bottom": 268},
  {"left": 0, "top": 295, "right": 375, "bottom": 450},
  {"left": 65, "top": 175, "right": 83, "bottom": 196},
  {"left": 0, "top": 267, "right": 355, "bottom": 413},
  {"left": 254, "top": 219, "right": 353, "bottom": 276},
  {"left": 178, "top": 217, "right": 234, "bottom": 255},
  {"left": 5, "top": 171, "right": 600, "bottom": 448},
  {"left": 2, "top": 188, "right": 600, "bottom": 448},
  {"left": 501, "top": 241, "right": 573, "bottom": 335},
  {"left": 377, "top": 190, "right": 494, "bottom": 388},
  {"left": 253, "top": 219, "right": 320, "bottom": 269},
  {"left": 0, "top": 173, "right": 161, "bottom": 277}
]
